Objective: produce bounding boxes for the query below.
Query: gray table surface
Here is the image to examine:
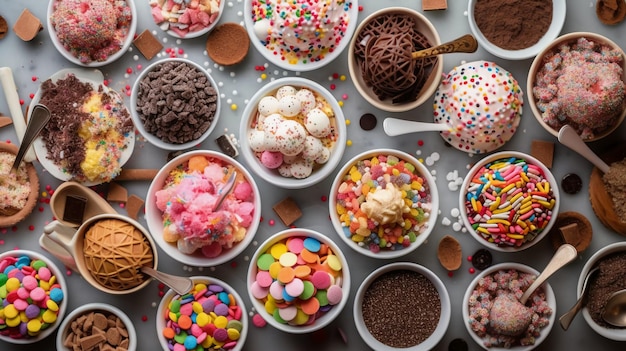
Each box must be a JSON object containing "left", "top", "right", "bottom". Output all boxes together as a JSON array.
[{"left": 1, "top": 0, "right": 626, "bottom": 350}]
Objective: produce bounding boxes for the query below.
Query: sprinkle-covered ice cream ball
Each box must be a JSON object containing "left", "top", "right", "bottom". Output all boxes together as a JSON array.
[
  {"left": 276, "top": 120, "right": 307, "bottom": 156},
  {"left": 258, "top": 96, "right": 280, "bottom": 115},
  {"left": 305, "top": 108, "right": 331, "bottom": 138},
  {"left": 276, "top": 85, "right": 297, "bottom": 99},
  {"left": 433, "top": 60, "right": 523, "bottom": 155},
  {"left": 296, "top": 89, "right": 316, "bottom": 114},
  {"left": 278, "top": 95, "right": 302, "bottom": 117}
]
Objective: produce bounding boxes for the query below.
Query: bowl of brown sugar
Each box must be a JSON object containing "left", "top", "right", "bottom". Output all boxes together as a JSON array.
[{"left": 468, "top": 0, "right": 566, "bottom": 60}]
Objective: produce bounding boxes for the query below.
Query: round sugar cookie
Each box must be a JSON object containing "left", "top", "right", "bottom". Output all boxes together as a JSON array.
[{"left": 206, "top": 23, "right": 250, "bottom": 66}]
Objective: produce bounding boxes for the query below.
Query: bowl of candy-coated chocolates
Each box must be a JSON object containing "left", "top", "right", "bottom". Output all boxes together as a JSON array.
[
  {"left": 0, "top": 249, "right": 68, "bottom": 344},
  {"left": 459, "top": 151, "right": 559, "bottom": 252},
  {"left": 329, "top": 148, "right": 439, "bottom": 259},
  {"left": 156, "top": 276, "right": 248, "bottom": 350},
  {"left": 247, "top": 228, "right": 351, "bottom": 334}
]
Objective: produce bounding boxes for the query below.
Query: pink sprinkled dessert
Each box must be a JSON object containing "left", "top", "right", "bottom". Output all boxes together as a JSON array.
[{"left": 154, "top": 155, "right": 256, "bottom": 258}]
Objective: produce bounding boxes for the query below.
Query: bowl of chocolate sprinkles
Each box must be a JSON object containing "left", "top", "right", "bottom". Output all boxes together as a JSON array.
[
  {"left": 348, "top": 7, "right": 443, "bottom": 113},
  {"left": 468, "top": 0, "right": 566, "bottom": 60},
  {"left": 578, "top": 242, "right": 626, "bottom": 341},
  {"left": 130, "top": 58, "right": 220, "bottom": 151},
  {"left": 354, "top": 262, "right": 450, "bottom": 350}
]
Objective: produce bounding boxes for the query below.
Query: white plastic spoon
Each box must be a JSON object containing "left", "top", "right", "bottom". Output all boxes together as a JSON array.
[
  {"left": 383, "top": 117, "right": 449, "bottom": 136},
  {"left": 558, "top": 125, "right": 610, "bottom": 173}
]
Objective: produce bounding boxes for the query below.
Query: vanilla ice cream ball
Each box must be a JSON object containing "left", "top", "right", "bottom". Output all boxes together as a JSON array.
[
  {"left": 316, "top": 147, "right": 330, "bottom": 164},
  {"left": 433, "top": 60, "right": 523, "bottom": 155},
  {"left": 263, "top": 131, "right": 280, "bottom": 152},
  {"left": 278, "top": 95, "right": 302, "bottom": 117},
  {"left": 248, "top": 129, "right": 266, "bottom": 152},
  {"left": 276, "top": 120, "right": 307, "bottom": 156},
  {"left": 278, "top": 163, "right": 293, "bottom": 177},
  {"left": 262, "top": 113, "right": 284, "bottom": 134},
  {"left": 290, "top": 159, "right": 313, "bottom": 179},
  {"left": 258, "top": 96, "right": 280, "bottom": 116},
  {"left": 296, "top": 88, "right": 316, "bottom": 114},
  {"left": 305, "top": 108, "right": 331, "bottom": 138},
  {"left": 283, "top": 154, "right": 299, "bottom": 164},
  {"left": 276, "top": 85, "right": 297, "bottom": 99},
  {"left": 301, "top": 135, "right": 324, "bottom": 162}
]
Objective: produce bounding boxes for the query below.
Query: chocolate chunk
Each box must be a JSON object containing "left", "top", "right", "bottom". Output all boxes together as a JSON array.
[
  {"left": 63, "top": 195, "right": 87, "bottom": 225},
  {"left": 13, "top": 9, "right": 42, "bottom": 41},
  {"left": 0, "top": 16, "right": 8, "bottom": 39},
  {"left": 448, "top": 338, "right": 468, "bottom": 351},
  {"left": 471, "top": 249, "right": 492, "bottom": 270},
  {"left": 273, "top": 197, "right": 302, "bottom": 226},
  {"left": 215, "top": 134, "right": 239, "bottom": 157},
  {"left": 561, "top": 173, "right": 582, "bottom": 194},
  {"left": 133, "top": 29, "right": 163, "bottom": 60},
  {"left": 0, "top": 116, "right": 12, "bottom": 129},
  {"left": 530, "top": 140, "right": 554, "bottom": 169},
  {"left": 548, "top": 211, "right": 592, "bottom": 253},
  {"left": 423, "top": 0, "right": 448, "bottom": 11},
  {"left": 359, "top": 113, "right": 377, "bottom": 131}
]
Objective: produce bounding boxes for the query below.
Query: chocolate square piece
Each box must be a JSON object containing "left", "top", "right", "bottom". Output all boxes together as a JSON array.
[
  {"left": 273, "top": 197, "right": 302, "bottom": 226},
  {"left": 13, "top": 8, "right": 42, "bottom": 41},
  {"left": 133, "top": 29, "right": 163, "bottom": 60},
  {"left": 531, "top": 140, "right": 555, "bottom": 169},
  {"left": 126, "top": 194, "right": 145, "bottom": 221},
  {"left": 422, "top": 0, "right": 448, "bottom": 10},
  {"left": 215, "top": 134, "right": 239, "bottom": 157},
  {"left": 63, "top": 195, "right": 87, "bottom": 225}
]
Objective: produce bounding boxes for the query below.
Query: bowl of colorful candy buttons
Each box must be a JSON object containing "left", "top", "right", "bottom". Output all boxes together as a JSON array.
[
  {"left": 156, "top": 276, "right": 248, "bottom": 351},
  {"left": 353, "top": 262, "right": 450, "bottom": 350},
  {"left": 56, "top": 303, "right": 136, "bottom": 351},
  {"left": 247, "top": 228, "right": 350, "bottom": 333},
  {"left": 0, "top": 249, "right": 68, "bottom": 344},
  {"left": 459, "top": 151, "right": 559, "bottom": 252}
]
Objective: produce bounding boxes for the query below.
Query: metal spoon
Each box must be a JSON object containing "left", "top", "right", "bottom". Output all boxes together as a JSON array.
[
  {"left": 383, "top": 117, "right": 450, "bottom": 136},
  {"left": 140, "top": 266, "right": 193, "bottom": 295},
  {"left": 559, "top": 266, "right": 599, "bottom": 330},
  {"left": 558, "top": 125, "right": 610, "bottom": 173},
  {"left": 11, "top": 104, "right": 50, "bottom": 171},
  {"left": 213, "top": 170, "right": 237, "bottom": 210},
  {"left": 602, "top": 288, "right": 626, "bottom": 327},
  {"left": 520, "top": 244, "right": 578, "bottom": 305}
]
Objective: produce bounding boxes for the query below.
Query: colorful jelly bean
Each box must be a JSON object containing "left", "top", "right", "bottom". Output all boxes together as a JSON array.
[
  {"left": 0, "top": 254, "right": 64, "bottom": 339},
  {"left": 250, "top": 235, "right": 344, "bottom": 326},
  {"left": 162, "top": 282, "right": 244, "bottom": 350},
  {"left": 333, "top": 153, "right": 434, "bottom": 253},
  {"left": 464, "top": 156, "right": 556, "bottom": 247}
]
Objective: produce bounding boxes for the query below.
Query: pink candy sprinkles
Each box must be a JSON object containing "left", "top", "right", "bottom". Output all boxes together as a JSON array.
[{"left": 464, "top": 156, "right": 556, "bottom": 247}]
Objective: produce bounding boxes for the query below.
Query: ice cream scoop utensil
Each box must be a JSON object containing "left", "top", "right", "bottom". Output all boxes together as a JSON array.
[
  {"left": 602, "top": 288, "right": 626, "bottom": 327},
  {"left": 11, "top": 104, "right": 50, "bottom": 172},
  {"left": 520, "top": 244, "right": 577, "bottom": 305},
  {"left": 140, "top": 266, "right": 193, "bottom": 295},
  {"left": 213, "top": 170, "right": 237, "bottom": 210},
  {"left": 0, "top": 66, "right": 37, "bottom": 162},
  {"left": 383, "top": 117, "right": 449, "bottom": 136},
  {"left": 558, "top": 125, "right": 610, "bottom": 173},
  {"left": 559, "top": 267, "right": 599, "bottom": 330},
  {"left": 411, "top": 34, "right": 478, "bottom": 59}
]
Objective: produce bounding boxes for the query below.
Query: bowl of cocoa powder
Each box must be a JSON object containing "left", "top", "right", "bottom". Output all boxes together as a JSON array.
[{"left": 468, "top": 0, "right": 566, "bottom": 60}]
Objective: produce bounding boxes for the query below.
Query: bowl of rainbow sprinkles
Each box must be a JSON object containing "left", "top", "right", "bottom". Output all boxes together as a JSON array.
[{"left": 243, "top": 0, "right": 359, "bottom": 71}]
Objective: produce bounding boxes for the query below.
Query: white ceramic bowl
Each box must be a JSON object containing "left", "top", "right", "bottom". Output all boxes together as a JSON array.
[
  {"left": 578, "top": 242, "right": 626, "bottom": 341},
  {"left": 462, "top": 262, "right": 557, "bottom": 351},
  {"left": 467, "top": 0, "right": 565, "bottom": 60},
  {"left": 146, "top": 150, "right": 261, "bottom": 267},
  {"left": 329, "top": 148, "right": 439, "bottom": 259},
  {"left": 348, "top": 7, "right": 443, "bottom": 112},
  {"left": 243, "top": 0, "right": 359, "bottom": 71},
  {"left": 156, "top": 276, "right": 248, "bottom": 350},
  {"left": 247, "top": 228, "right": 350, "bottom": 334},
  {"left": 239, "top": 77, "right": 346, "bottom": 189},
  {"left": 151, "top": 0, "right": 225, "bottom": 38},
  {"left": 56, "top": 303, "right": 136, "bottom": 351},
  {"left": 527, "top": 32, "right": 626, "bottom": 141},
  {"left": 47, "top": 0, "right": 137, "bottom": 67},
  {"left": 0, "top": 250, "right": 68, "bottom": 344},
  {"left": 353, "top": 262, "right": 450, "bottom": 350},
  {"left": 130, "top": 58, "right": 221, "bottom": 151},
  {"left": 0, "top": 142, "right": 39, "bottom": 227},
  {"left": 459, "top": 151, "right": 559, "bottom": 252}
]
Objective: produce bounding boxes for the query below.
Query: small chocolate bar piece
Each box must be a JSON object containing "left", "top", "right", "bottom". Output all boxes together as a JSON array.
[
  {"left": 422, "top": 0, "right": 448, "bottom": 11},
  {"left": 273, "top": 197, "right": 302, "bottom": 226},
  {"left": 531, "top": 140, "right": 555, "bottom": 169},
  {"left": 215, "top": 134, "right": 239, "bottom": 157},
  {"left": 13, "top": 9, "right": 42, "bottom": 41},
  {"left": 63, "top": 195, "right": 87, "bottom": 225},
  {"left": 133, "top": 29, "right": 163, "bottom": 60}
]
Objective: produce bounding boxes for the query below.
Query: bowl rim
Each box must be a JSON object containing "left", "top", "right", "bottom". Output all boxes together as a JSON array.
[
  {"left": 578, "top": 242, "right": 626, "bottom": 341},
  {"left": 242, "top": 0, "right": 359, "bottom": 72},
  {"left": 46, "top": 0, "right": 137, "bottom": 67},
  {"left": 353, "top": 262, "right": 450, "bottom": 350},
  {"left": 130, "top": 57, "right": 221, "bottom": 151},
  {"left": 0, "top": 142, "right": 39, "bottom": 227},
  {"left": 154, "top": 0, "right": 225, "bottom": 39},
  {"left": 238, "top": 76, "right": 347, "bottom": 189},
  {"left": 526, "top": 31, "right": 626, "bottom": 141},
  {"left": 246, "top": 228, "right": 351, "bottom": 334},
  {"left": 0, "top": 249, "right": 68, "bottom": 344},
  {"left": 458, "top": 150, "right": 559, "bottom": 252},
  {"left": 462, "top": 262, "right": 557, "bottom": 351},
  {"left": 328, "top": 148, "right": 440, "bottom": 259},
  {"left": 347, "top": 6, "right": 443, "bottom": 113},
  {"left": 155, "top": 276, "right": 248, "bottom": 351},
  {"left": 467, "top": 0, "right": 566, "bottom": 60},
  {"left": 56, "top": 302, "right": 137, "bottom": 351},
  {"left": 145, "top": 150, "right": 261, "bottom": 267}
]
